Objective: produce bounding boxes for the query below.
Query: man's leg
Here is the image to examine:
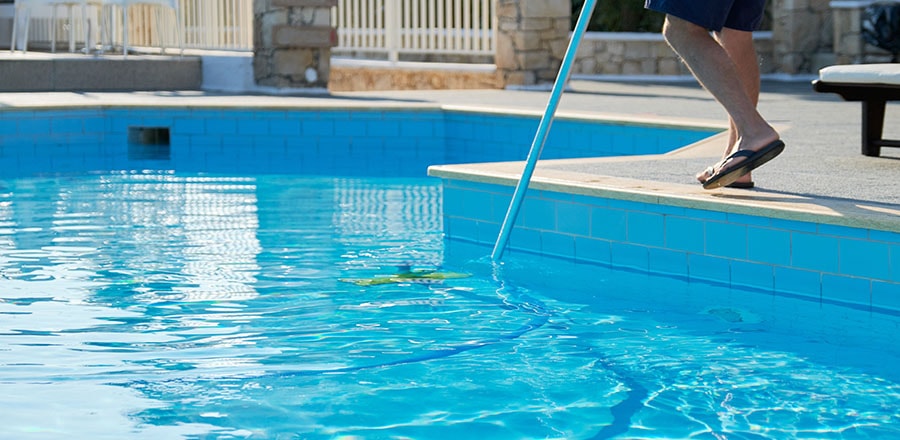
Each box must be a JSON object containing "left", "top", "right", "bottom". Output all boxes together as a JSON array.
[
  {"left": 662, "top": 15, "right": 778, "bottom": 170},
  {"left": 696, "top": 27, "right": 761, "bottom": 185}
]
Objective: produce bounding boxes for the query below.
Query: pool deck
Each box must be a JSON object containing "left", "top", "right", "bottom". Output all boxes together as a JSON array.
[{"left": 0, "top": 78, "right": 897, "bottom": 232}]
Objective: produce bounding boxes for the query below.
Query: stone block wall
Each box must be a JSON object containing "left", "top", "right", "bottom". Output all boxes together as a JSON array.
[
  {"left": 573, "top": 33, "right": 688, "bottom": 76},
  {"left": 495, "top": 0, "right": 571, "bottom": 86},
  {"left": 771, "top": 0, "right": 833, "bottom": 73},
  {"left": 570, "top": 32, "right": 776, "bottom": 77},
  {"left": 253, "top": 0, "right": 337, "bottom": 88},
  {"left": 832, "top": 1, "right": 898, "bottom": 65}
]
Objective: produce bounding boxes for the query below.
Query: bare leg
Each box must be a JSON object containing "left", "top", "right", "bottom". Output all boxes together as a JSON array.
[
  {"left": 696, "top": 27, "right": 761, "bottom": 185},
  {"left": 662, "top": 15, "right": 778, "bottom": 179}
]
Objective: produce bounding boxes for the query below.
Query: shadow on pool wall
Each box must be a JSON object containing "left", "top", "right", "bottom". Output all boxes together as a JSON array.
[{"left": 0, "top": 107, "right": 719, "bottom": 178}]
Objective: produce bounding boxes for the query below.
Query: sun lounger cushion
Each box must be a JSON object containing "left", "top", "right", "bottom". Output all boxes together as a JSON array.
[
  {"left": 818, "top": 64, "right": 900, "bottom": 85},
  {"left": 813, "top": 64, "right": 900, "bottom": 157}
]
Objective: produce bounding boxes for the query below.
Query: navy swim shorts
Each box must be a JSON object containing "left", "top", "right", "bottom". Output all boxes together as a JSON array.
[{"left": 644, "top": 0, "right": 766, "bottom": 32}]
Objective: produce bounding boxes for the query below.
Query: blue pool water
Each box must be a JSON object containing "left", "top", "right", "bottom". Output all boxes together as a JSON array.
[{"left": 1, "top": 171, "right": 899, "bottom": 439}]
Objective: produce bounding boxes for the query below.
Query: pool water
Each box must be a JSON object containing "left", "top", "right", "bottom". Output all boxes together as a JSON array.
[{"left": 1, "top": 171, "right": 899, "bottom": 439}]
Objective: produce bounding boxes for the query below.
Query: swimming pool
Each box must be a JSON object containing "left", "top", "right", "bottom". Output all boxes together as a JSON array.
[
  {"left": 1, "top": 106, "right": 898, "bottom": 438},
  {"left": 1, "top": 171, "right": 899, "bottom": 439}
]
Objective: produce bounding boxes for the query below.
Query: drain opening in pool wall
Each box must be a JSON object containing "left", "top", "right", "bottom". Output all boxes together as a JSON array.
[{"left": 128, "top": 126, "right": 171, "bottom": 160}]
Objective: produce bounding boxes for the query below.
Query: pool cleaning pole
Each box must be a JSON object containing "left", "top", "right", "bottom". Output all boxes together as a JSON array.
[{"left": 491, "top": 0, "right": 599, "bottom": 262}]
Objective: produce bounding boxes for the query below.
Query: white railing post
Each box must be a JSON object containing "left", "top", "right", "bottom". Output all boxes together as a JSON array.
[{"left": 384, "top": 0, "right": 400, "bottom": 63}]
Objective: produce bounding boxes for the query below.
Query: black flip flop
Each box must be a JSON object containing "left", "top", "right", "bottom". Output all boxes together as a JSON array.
[
  {"left": 703, "top": 140, "right": 785, "bottom": 190},
  {"left": 699, "top": 165, "right": 755, "bottom": 189},
  {"left": 726, "top": 180, "right": 755, "bottom": 189}
]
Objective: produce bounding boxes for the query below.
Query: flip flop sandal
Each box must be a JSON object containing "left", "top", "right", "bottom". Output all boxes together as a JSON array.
[
  {"left": 703, "top": 140, "right": 785, "bottom": 190},
  {"left": 726, "top": 181, "right": 755, "bottom": 189},
  {"left": 699, "top": 165, "right": 755, "bottom": 189}
]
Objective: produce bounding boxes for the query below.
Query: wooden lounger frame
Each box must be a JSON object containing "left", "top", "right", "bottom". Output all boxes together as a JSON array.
[{"left": 813, "top": 80, "right": 900, "bottom": 157}]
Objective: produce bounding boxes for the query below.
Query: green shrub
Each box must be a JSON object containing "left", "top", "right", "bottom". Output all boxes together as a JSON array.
[
  {"left": 571, "top": 0, "right": 772, "bottom": 32},
  {"left": 572, "top": 0, "right": 665, "bottom": 33}
]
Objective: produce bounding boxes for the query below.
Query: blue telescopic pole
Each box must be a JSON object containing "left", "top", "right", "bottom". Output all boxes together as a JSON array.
[{"left": 490, "top": 0, "right": 599, "bottom": 262}]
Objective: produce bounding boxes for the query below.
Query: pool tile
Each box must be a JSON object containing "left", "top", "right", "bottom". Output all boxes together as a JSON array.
[
  {"left": 590, "top": 207, "right": 627, "bottom": 241},
  {"left": 730, "top": 260, "right": 774, "bottom": 291},
  {"left": 447, "top": 217, "right": 479, "bottom": 242},
  {"left": 840, "top": 238, "right": 891, "bottom": 281},
  {"left": 269, "top": 119, "right": 304, "bottom": 136},
  {"left": 774, "top": 266, "right": 821, "bottom": 299},
  {"left": 608, "top": 198, "right": 651, "bottom": 212},
  {"left": 610, "top": 242, "right": 649, "bottom": 271},
  {"left": 0, "top": 119, "right": 17, "bottom": 136},
  {"left": 18, "top": 118, "right": 51, "bottom": 135},
  {"left": 688, "top": 253, "right": 730, "bottom": 283},
  {"left": 490, "top": 193, "right": 514, "bottom": 224},
  {"left": 571, "top": 193, "right": 607, "bottom": 208},
  {"left": 665, "top": 216, "right": 705, "bottom": 254},
  {"left": 652, "top": 204, "right": 686, "bottom": 217},
  {"left": 510, "top": 227, "right": 542, "bottom": 253},
  {"left": 649, "top": 248, "right": 688, "bottom": 277},
  {"left": 819, "top": 223, "right": 869, "bottom": 239},
  {"left": 610, "top": 132, "right": 637, "bottom": 155},
  {"left": 872, "top": 281, "right": 900, "bottom": 312},
  {"left": 366, "top": 119, "right": 400, "bottom": 137},
  {"left": 575, "top": 237, "right": 612, "bottom": 264},
  {"left": 542, "top": 231, "right": 575, "bottom": 259},
  {"left": 205, "top": 117, "right": 239, "bottom": 135},
  {"left": 627, "top": 211, "right": 665, "bottom": 247},
  {"left": 136, "top": 115, "right": 175, "bottom": 127},
  {"left": 726, "top": 212, "right": 771, "bottom": 227},
  {"left": 454, "top": 188, "right": 495, "bottom": 222},
  {"left": 477, "top": 221, "right": 501, "bottom": 245},
  {"left": 303, "top": 119, "right": 336, "bottom": 136},
  {"left": 704, "top": 221, "right": 748, "bottom": 259},
  {"left": 684, "top": 207, "right": 727, "bottom": 222},
  {"left": 350, "top": 137, "right": 384, "bottom": 154},
  {"left": 251, "top": 136, "right": 287, "bottom": 150},
  {"left": 51, "top": 117, "right": 84, "bottom": 134},
  {"left": 892, "top": 244, "right": 900, "bottom": 282},
  {"left": 345, "top": 109, "right": 386, "bottom": 120},
  {"left": 747, "top": 226, "right": 791, "bottom": 266},
  {"left": 442, "top": 186, "right": 467, "bottom": 217},
  {"left": 791, "top": 232, "right": 839, "bottom": 273},
  {"left": 870, "top": 229, "right": 900, "bottom": 244},
  {"left": 822, "top": 274, "right": 871, "bottom": 308},
  {"left": 400, "top": 121, "right": 438, "bottom": 138},
  {"left": 556, "top": 202, "right": 591, "bottom": 237},
  {"left": 771, "top": 218, "right": 817, "bottom": 233},
  {"left": 173, "top": 118, "right": 206, "bottom": 135}
]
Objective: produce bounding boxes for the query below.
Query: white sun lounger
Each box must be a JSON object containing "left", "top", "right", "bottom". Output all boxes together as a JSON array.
[{"left": 813, "top": 63, "right": 900, "bottom": 157}]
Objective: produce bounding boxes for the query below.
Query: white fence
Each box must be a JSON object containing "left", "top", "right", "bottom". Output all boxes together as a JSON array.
[
  {"left": 10, "top": 0, "right": 253, "bottom": 52},
  {"left": 332, "top": 0, "right": 496, "bottom": 62},
  {"left": 13, "top": 0, "right": 496, "bottom": 61}
]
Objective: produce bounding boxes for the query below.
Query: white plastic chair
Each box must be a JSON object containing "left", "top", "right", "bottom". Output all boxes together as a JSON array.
[
  {"left": 103, "top": 0, "right": 184, "bottom": 57},
  {"left": 10, "top": 0, "right": 101, "bottom": 53}
]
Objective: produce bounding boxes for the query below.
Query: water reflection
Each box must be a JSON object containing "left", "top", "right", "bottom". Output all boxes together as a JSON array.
[{"left": 0, "top": 172, "right": 448, "bottom": 438}]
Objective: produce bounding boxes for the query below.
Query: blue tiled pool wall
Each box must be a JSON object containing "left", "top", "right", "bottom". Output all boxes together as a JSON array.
[
  {"left": 442, "top": 178, "right": 900, "bottom": 313},
  {"left": 0, "top": 108, "right": 717, "bottom": 178},
  {"left": 443, "top": 112, "right": 715, "bottom": 164}
]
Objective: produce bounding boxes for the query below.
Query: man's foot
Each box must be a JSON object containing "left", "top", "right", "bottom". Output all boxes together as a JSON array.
[{"left": 702, "top": 139, "right": 785, "bottom": 190}]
